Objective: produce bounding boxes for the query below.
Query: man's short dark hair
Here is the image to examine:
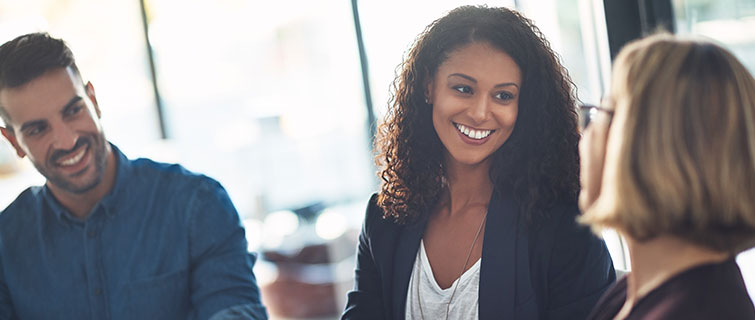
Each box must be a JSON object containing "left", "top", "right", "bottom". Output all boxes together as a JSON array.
[{"left": 0, "top": 32, "right": 80, "bottom": 129}]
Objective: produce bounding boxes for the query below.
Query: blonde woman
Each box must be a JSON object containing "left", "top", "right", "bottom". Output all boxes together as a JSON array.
[{"left": 580, "top": 33, "right": 755, "bottom": 319}]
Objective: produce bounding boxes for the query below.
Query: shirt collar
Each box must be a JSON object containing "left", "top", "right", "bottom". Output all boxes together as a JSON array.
[{"left": 41, "top": 143, "right": 132, "bottom": 225}]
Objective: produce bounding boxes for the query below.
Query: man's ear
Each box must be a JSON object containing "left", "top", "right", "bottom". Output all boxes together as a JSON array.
[
  {"left": 1, "top": 127, "right": 26, "bottom": 158},
  {"left": 85, "top": 81, "right": 101, "bottom": 118}
]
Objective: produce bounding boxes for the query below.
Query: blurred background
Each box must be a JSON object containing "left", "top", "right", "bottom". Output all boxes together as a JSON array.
[{"left": 0, "top": 0, "right": 753, "bottom": 318}]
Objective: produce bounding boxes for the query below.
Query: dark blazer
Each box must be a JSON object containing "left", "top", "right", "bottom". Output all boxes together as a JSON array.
[{"left": 342, "top": 188, "right": 616, "bottom": 320}]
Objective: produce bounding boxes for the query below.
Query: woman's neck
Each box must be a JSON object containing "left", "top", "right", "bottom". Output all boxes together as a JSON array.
[
  {"left": 616, "top": 235, "right": 729, "bottom": 318},
  {"left": 442, "top": 156, "right": 494, "bottom": 215}
]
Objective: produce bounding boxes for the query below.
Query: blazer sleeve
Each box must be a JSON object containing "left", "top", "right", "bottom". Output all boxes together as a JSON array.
[
  {"left": 544, "top": 204, "right": 616, "bottom": 320},
  {"left": 341, "top": 194, "right": 386, "bottom": 320}
]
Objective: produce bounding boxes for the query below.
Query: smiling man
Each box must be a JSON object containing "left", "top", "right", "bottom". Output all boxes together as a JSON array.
[{"left": 0, "top": 33, "right": 267, "bottom": 319}]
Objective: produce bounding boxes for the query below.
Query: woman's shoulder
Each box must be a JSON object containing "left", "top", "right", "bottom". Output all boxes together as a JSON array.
[
  {"left": 364, "top": 193, "right": 389, "bottom": 226},
  {"left": 528, "top": 199, "right": 582, "bottom": 236},
  {"left": 526, "top": 198, "right": 615, "bottom": 283},
  {"left": 488, "top": 189, "right": 583, "bottom": 241},
  {"left": 550, "top": 199, "right": 580, "bottom": 219},
  {"left": 364, "top": 193, "right": 381, "bottom": 223},
  {"left": 633, "top": 259, "right": 755, "bottom": 319},
  {"left": 361, "top": 193, "right": 403, "bottom": 239},
  {"left": 542, "top": 200, "right": 607, "bottom": 253}
]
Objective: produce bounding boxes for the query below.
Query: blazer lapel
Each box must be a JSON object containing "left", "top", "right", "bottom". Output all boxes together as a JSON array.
[
  {"left": 479, "top": 188, "right": 521, "bottom": 319},
  {"left": 392, "top": 217, "right": 427, "bottom": 320}
]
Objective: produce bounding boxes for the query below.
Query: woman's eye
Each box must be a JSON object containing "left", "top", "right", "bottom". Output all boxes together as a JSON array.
[
  {"left": 496, "top": 92, "right": 515, "bottom": 101},
  {"left": 453, "top": 86, "right": 473, "bottom": 94}
]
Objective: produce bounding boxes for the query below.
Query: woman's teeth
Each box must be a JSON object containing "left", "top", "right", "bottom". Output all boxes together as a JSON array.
[{"left": 455, "top": 123, "right": 493, "bottom": 140}]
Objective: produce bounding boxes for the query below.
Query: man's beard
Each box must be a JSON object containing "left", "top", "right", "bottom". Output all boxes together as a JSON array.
[{"left": 35, "top": 133, "right": 108, "bottom": 194}]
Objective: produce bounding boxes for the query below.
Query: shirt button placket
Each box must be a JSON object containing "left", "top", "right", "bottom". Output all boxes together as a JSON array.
[{"left": 84, "top": 209, "right": 109, "bottom": 319}]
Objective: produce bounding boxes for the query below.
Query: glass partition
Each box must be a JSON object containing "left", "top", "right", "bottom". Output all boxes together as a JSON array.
[{"left": 144, "top": 0, "right": 374, "bottom": 317}]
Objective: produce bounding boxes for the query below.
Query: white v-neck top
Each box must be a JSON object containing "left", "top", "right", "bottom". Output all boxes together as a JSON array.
[{"left": 405, "top": 240, "right": 481, "bottom": 320}]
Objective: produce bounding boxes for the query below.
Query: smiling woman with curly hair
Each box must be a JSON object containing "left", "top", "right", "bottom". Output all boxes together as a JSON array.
[
  {"left": 376, "top": 7, "right": 580, "bottom": 226},
  {"left": 342, "top": 5, "right": 615, "bottom": 320}
]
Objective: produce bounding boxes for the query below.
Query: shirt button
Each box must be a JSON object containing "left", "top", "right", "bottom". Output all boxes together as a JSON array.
[
  {"left": 88, "top": 230, "right": 97, "bottom": 238},
  {"left": 94, "top": 288, "right": 102, "bottom": 295}
]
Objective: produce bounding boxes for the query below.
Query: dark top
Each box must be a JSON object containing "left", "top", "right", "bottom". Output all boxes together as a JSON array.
[
  {"left": 342, "top": 188, "right": 616, "bottom": 320},
  {"left": 587, "top": 259, "right": 755, "bottom": 320},
  {"left": 0, "top": 145, "right": 267, "bottom": 320}
]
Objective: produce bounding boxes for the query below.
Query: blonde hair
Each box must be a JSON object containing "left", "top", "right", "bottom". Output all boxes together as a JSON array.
[{"left": 581, "top": 33, "right": 755, "bottom": 254}]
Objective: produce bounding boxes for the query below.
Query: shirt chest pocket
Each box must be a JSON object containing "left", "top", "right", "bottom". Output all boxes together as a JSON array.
[{"left": 122, "top": 269, "right": 190, "bottom": 319}]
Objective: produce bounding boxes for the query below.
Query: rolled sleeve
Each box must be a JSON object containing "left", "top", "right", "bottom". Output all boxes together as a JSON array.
[{"left": 188, "top": 179, "right": 267, "bottom": 320}]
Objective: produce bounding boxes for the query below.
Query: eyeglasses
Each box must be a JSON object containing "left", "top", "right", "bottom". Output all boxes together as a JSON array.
[{"left": 578, "top": 103, "right": 614, "bottom": 131}]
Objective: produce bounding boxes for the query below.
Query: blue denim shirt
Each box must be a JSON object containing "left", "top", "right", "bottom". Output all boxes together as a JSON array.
[{"left": 0, "top": 145, "right": 267, "bottom": 320}]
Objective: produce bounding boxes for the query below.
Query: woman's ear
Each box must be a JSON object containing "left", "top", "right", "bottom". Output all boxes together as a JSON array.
[{"left": 425, "top": 80, "right": 434, "bottom": 105}]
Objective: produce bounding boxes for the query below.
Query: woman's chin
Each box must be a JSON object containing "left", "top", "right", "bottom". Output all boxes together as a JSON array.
[{"left": 445, "top": 151, "right": 494, "bottom": 168}]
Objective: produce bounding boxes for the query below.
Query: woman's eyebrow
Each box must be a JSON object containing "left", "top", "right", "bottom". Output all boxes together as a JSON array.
[
  {"left": 448, "top": 73, "right": 519, "bottom": 89},
  {"left": 448, "top": 73, "right": 476, "bottom": 82}
]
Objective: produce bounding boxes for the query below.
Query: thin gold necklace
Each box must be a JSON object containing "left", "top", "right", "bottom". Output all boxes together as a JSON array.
[{"left": 416, "top": 211, "right": 487, "bottom": 320}]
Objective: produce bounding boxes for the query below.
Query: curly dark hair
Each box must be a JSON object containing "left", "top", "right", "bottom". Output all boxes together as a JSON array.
[{"left": 376, "top": 5, "right": 580, "bottom": 225}]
